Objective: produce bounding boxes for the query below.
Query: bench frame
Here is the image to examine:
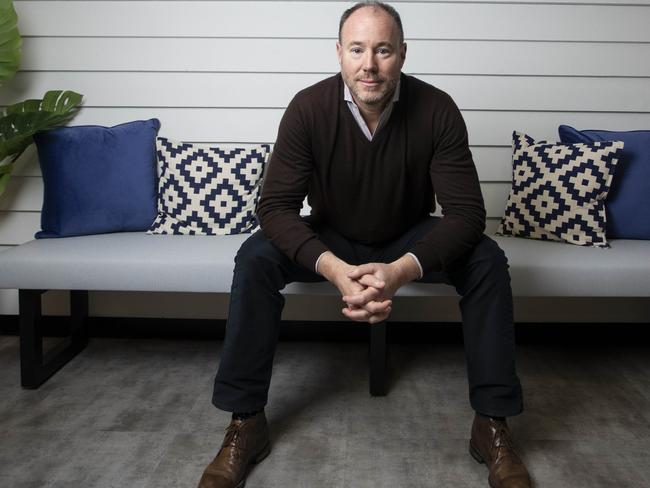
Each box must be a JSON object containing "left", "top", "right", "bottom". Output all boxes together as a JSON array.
[
  {"left": 18, "top": 289, "right": 390, "bottom": 395},
  {"left": 19, "top": 289, "right": 89, "bottom": 389}
]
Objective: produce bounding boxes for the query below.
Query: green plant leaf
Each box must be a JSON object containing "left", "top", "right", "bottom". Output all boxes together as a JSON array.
[
  {"left": 0, "top": 159, "right": 13, "bottom": 195},
  {"left": 0, "top": 90, "right": 84, "bottom": 161},
  {"left": 0, "top": 0, "right": 22, "bottom": 84},
  {"left": 0, "top": 173, "right": 11, "bottom": 195},
  {"left": 5, "top": 90, "right": 84, "bottom": 117}
]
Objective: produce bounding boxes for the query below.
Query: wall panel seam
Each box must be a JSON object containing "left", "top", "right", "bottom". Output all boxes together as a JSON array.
[
  {"left": 19, "top": 36, "right": 650, "bottom": 44},
  {"left": 16, "top": 70, "right": 650, "bottom": 79}
]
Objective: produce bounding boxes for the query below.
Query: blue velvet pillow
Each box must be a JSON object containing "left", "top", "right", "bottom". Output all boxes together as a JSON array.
[
  {"left": 34, "top": 119, "right": 160, "bottom": 238},
  {"left": 559, "top": 125, "right": 650, "bottom": 239}
]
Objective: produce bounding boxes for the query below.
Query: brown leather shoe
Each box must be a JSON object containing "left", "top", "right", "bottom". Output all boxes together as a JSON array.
[
  {"left": 469, "top": 414, "right": 531, "bottom": 488},
  {"left": 198, "top": 411, "right": 271, "bottom": 488}
]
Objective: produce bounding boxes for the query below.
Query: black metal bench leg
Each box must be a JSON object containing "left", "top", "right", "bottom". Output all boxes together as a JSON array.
[
  {"left": 369, "top": 321, "right": 387, "bottom": 396},
  {"left": 19, "top": 289, "right": 89, "bottom": 389},
  {"left": 19, "top": 290, "right": 44, "bottom": 388},
  {"left": 70, "top": 290, "right": 89, "bottom": 350}
]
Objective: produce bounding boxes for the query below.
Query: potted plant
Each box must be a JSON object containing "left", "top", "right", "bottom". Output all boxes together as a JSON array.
[{"left": 0, "top": 0, "right": 83, "bottom": 195}]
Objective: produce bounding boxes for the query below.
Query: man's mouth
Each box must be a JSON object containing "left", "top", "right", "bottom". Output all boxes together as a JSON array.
[{"left": 358, "top": 79, "right": 383, "bottom": 87}]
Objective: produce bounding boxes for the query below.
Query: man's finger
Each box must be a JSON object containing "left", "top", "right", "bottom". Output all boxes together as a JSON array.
[
  {"left": 363, "top": 299, "right": 392, "bottom": 314},
  {"left": 342, "top": 307, "right": 370, "bottom": 321},
  {"left": 368, "top": 308, "right": 391, "bottom": 324},
  {"left": 356, "top": 274, "right": 385, "bottom": 289},
  {"left": 342, "top": 287, "right": 380, "bottom": 305},
  {"left": 347, "top": 263, "right": 377, "bottom": 279}
]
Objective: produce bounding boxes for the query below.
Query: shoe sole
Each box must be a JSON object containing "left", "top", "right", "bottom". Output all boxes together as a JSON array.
[
  {"left": 469, "top": 440, "right": 485, "bottom": 464},
  {"left": 469, "top": 441, "right": 499, "bottom": 488},
  {"left": 235, "top": 442, "right": 272, "bottom": 488}
]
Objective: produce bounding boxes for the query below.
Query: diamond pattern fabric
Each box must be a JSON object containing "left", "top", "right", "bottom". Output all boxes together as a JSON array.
[
  {"left": 149, "top": 138, "right": 270, "bottom": 235},
  {"left": 497, "top": 131, "right": 623, "bottom": 247}
]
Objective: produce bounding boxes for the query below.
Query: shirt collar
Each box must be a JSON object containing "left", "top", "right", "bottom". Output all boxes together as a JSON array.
[{"left": 343, "top": 77, "right": 401, "bottom": 106}]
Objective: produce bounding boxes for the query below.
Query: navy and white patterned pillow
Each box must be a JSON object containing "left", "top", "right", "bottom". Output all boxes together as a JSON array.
[
  {"left": 496, "top": 131, "right": 624, "bottom": 247},
  {"left": 148, "top": 138, "right": 270, "bottom": 235}
]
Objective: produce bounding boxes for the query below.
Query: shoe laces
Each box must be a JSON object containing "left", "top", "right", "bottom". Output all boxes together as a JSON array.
[
  {"left": 222, "top": 423, "right": 245, "bottom": 451},
  {"left": 493, "top": 426, "right": 517, "bottom": 462}
]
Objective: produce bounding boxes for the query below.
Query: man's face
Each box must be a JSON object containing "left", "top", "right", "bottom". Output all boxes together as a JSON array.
[{"left": 336, "top": 7, "right": 406, "bottom": 109}]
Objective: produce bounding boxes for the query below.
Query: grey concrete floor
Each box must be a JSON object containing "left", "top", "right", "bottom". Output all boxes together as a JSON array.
[{"left": 1, "top": 335, "right": 650, "bottom": 487}]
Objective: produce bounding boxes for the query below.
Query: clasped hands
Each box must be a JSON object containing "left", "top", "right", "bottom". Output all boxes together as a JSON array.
[{"left": 317, "top": 252, "right": 421, "bottom": 324}]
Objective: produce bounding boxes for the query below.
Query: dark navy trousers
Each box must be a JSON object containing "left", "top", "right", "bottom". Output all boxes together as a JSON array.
[{"left": 212, "top": 216, "right": 523, "bottom": 417}]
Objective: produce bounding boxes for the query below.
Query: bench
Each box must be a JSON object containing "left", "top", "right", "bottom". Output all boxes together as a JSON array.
[{"left": 0, "top": 231, "right": 649, "bottom": 394}]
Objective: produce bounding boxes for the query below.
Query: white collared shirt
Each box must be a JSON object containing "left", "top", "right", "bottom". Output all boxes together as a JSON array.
[{"left": 343, "top": 79, "right": 400, "bottom": 141}]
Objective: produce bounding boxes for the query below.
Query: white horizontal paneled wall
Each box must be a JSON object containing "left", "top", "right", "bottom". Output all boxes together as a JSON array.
[
  {"left": 17, "top": 38, "right": 650, "bottom": 76},
  {"left": 1, "top": 0, "right": 649, "bottom": 319},
  {"left": 14, "top": 1, "right": 650, "bottom": 41},
  {"left": 4, "top": 73, "right": 650, "bottom": 112}
]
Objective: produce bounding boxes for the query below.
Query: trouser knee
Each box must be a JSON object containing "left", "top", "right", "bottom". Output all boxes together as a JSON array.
[
  {"left": 233, "top": 231, "right": 287, "bottom": 286},
  {"left": 457, "top": 236, "right": 511, "bottom": 289}
]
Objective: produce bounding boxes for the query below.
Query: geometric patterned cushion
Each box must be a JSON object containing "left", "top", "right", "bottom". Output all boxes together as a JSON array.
[
  {"left": 496, "top": 131, "right": 624, "bottom": 247},
  {"left": 148, "top": 138, "right": 270, "bottom": 235}
]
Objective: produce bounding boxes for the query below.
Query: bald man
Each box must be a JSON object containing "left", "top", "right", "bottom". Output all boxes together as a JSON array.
[{"left": 198, "top": 2, "right": 531, "bottom": 488}]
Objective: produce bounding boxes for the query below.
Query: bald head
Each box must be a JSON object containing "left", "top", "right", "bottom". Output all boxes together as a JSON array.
[{"left": 339, "top": 1, "right": 404, "bottom": 44}]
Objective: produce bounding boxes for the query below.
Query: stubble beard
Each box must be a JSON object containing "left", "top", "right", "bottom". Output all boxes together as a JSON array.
[{"left": 345, "top": 73, "right": 398, "bottom": 107}]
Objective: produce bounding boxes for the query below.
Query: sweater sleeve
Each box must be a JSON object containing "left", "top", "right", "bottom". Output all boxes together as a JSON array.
[
  {"left": 255, "top": 94, "right": 330, "bottom": 270},
  {"left": 407, "top": 95, "right": 486, "bottom": 273}
]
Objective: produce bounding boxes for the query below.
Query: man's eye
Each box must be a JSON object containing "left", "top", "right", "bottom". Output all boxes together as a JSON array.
[
  {"left": 351, "top": 48, "right": 362, "bottom": 54},
  {"left": 377, "top": 48, "right": 390, "bottom": 55}
]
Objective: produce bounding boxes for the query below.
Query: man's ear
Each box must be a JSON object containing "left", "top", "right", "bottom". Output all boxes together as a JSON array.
[
  {"left": 336, "top": 41, "right": 343, "bottom": 63},
  {"left": 400, "top": 42, "right": 407, "bottom": 61}
]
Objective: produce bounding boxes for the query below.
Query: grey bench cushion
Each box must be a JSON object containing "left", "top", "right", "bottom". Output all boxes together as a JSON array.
[{"left": 0, "top": 232, "right": 648, "bottom": 297}]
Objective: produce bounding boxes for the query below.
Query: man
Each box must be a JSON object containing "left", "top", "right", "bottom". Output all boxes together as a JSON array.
[{"left": 198, "top": 2, "right": 531, "bottom": 487}]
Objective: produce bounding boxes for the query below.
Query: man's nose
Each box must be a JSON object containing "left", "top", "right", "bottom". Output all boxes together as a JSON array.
[{"left": 362, "top": 52, "right": 378, "bottom": 72}]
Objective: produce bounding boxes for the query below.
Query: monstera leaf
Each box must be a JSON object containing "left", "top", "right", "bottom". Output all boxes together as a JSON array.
[
  {"left": 0, "top": 90, "right": 84, "bottom": 194},
  {"left": 0, "top": 0, "right": 21, "bottom": 84},
  {"left": 0, "top": 0, "right": 83, "bottom": 196}
]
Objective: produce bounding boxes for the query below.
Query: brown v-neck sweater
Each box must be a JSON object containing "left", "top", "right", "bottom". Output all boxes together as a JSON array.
[{"left": 256, "top": 73, "right": 486, "bottom": 274}]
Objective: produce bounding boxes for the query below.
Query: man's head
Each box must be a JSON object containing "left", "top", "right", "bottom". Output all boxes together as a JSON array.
[{"left": 336, "top": 1, "right": 406, "bottom": 110}]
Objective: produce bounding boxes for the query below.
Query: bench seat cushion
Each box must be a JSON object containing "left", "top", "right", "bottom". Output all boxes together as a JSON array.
[{"left": 0, "top": 233, "right": 648, "bottom": 297}]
